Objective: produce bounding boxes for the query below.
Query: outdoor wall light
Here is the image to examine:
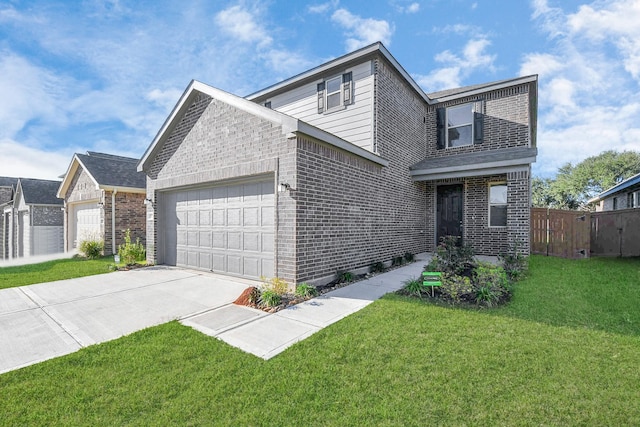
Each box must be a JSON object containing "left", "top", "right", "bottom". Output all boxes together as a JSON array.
[
  {"left": 278, "top": 183, "right": 291, "bottom": 193},
  {"left": 144, "top": 198, "right": 153, "bottom": 205}
]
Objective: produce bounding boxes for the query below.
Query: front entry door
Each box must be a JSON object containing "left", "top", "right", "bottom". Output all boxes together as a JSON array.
[{"left": 437, "top": 184, "right": 463, "bottom": 244}]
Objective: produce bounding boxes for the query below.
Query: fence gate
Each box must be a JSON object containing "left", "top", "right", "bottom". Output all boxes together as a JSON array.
[{"left": 530, "top": 208, "right": 590, "bottom": 258}]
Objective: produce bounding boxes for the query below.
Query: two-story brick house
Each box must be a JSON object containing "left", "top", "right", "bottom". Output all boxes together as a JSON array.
[{"left": 138, "top": 42, "right": 537, "bottom": 285}]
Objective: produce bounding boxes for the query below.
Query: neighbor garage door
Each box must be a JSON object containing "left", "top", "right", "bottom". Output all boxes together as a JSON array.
[
  {"left": 73, "top": 202, "right": 101, "bottom": 248},
  {"left": 162, "top": 179, "right": 275, "bottom": 280}
]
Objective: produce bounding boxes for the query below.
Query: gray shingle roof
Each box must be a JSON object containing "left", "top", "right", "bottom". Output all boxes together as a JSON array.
[
  {"left": 0, "top": 176, "right": 19, "bottom": 189},
  {"left": 410, "top": 147, "right": 538, "bottom": 171},
  {"left": 78, "top": 152, "right": 145, "bottom": 189},
  {"left": 19, "top": 178, "right": 63, "bottom": 205}
]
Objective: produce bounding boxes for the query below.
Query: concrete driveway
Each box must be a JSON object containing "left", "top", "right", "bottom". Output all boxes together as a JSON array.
[{"left": 0, "top": 267, "right": 253, "bottom": 374}]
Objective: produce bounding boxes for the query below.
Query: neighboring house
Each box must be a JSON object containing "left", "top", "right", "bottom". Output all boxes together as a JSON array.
[
  {"left": 57, "top": 152, "right": 146, "bottom": 255},
  {"left": 0, "top": 177, "right": 19, "bottom": 259},
  {"left": 3, "top": 178, "right": 64, "bottom": 258},
  {"left": 588, "top": 172, "right": 640, "bottom": 211},
  {"left": 137, "top": 42, "right": 537, "bottom": 285}
]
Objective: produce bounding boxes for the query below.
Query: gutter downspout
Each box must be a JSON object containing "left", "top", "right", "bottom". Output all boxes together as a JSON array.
[{"left": 112, "top": 189, "right": 117, "bottom": 255}]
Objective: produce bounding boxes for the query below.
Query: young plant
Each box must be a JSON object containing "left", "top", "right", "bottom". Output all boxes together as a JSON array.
[
  {"left": 426, "top": 236, "right": 476, "bottom": 276},
  {"left": 79, "top": 238, "right": 104, "bottom": 259},
  {"left": 404, "top": 252, "right": 415, "bottom": 263},
  {"left": 117, "top": 229, "right": 146, "bottom": 265},
  {"left": 499, "top": 240, "right": 528, "bottom": 282},
  {"left": 370, "top": 261, "right": 385, "bottom": 273},
  {"left": 403, "top": 277, "right": 424, "bottom": 298},
  {"left": 259, "top": 290, "right": 281, "bottom": 308},
  {"left": 336, "top": 270, "right": 354, "bottom": 283},
  {"left": 392, "top": 256, "right": 405, "bottom": 267},
  {"left": 295, "top": 283, "right": 318, "bottom": 298},
  {"left": 260, "top": 276, "right": 289, "bottom": 295}
]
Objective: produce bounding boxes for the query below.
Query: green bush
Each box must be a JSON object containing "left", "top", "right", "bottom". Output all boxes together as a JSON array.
[
  {"left": 439, "top": 274, "right": 473, "bottom": 304},
  {"left": 295, "top": 283, "right": 318, "bottom": 298},
  {"left": 259, "top": 290, "right": 281, "bottom": 308},
  {"left": 404, "top": 252, "right": 415, "bottom": 263},
  {"left": 260, "top": 276, "right": 289, "bottom": 295},
  {"left": 425, "top": 236, "right": 476, "bottom": 276},
  {"left": 392, "top": 256, "right": 405, "bottom": 267},
  {"left": 117, "top": 229, "right": 146, "bottom": 265},
  {"left": 79, "top": 238, "right": 104, "bottom": 259},
  {"left": 499, "top": 241, "right": 528, "bottom": 282},
  {"left": 370, "top": 261, "right": 385, "bottom": 273},
  {"left": 403, "top": 278, "right": 424, "bottom": 298},
  {"left": 336, "top": 270, "right": 354, "bottom": 283}
]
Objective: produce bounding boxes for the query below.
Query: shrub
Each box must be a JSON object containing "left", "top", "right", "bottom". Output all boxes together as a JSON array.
[
  {"left": 391, "top": 256, "right": 405, "bottom": 267},
  {"left": 404, "top": 252, "right": 415, "bottom": 263},
  {"left": 403, "top": 277, "right": 424, "bottom": 298},
  {"left": 439, "top": 274, "right": 473, "bottom": 304},
  {"left": 499, "top": 241, "right": 528, "bottom": 282},
  {"left": 79, "top": 238, "right": 103, "bottom": 259},
  {"left": 260, "top": 276, "right": 289, "bottom": 295},
  {"left": 117, "top": 229, "right": 146, "bottom": 265},
  {"left": 336, "top": 270, "right": 354, "bottom": 283},
  {"left": 259, "top": 290, "right": 281, "bottom": 308},
  {"left": 370, "top": 261, "right": 385, "bottom": 273},
  {"left": 425, "top": 236, "right": 476, "bottom": 276},
  {"left": 475, "top": 286, "right": 500, "bottom": 307},
  {"left": 295, "top": 283, "right": 318, "bottom": 298}
]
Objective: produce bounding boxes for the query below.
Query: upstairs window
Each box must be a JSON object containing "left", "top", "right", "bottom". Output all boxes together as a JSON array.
[
  {"left": 489, "top": 183, "right": 507, "bottom": 227},
  {"left": 436, "top": 101, "right": 484, "bottom": 149},
  {"left": 317, "top": 72, "right": 353, "bottom": 113}
]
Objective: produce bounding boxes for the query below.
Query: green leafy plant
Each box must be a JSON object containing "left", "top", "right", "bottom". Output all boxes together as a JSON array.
[
  {"left": 336, "top": 270, "right": 354, "bottom": 283},
  {"left": 294, "top": 283, "right": 318, "bottom": 298},
  {"left": 425, "top": 236, "right": 476, "bottom": 276},
  {"left": 247, "top": 287, "right": 261, "bottom": 305},
  {"left": 79, "top": 238, "right": 104, "bottom": 259},
  {"left": 475, "top": 286, "right": 500, "bottom": 307},
  {"left": 439, "top": 274, "right": 473, "bottom": 304},
  {"left": 392, "top": 256, "right": 405, "bottom": 267},
  {"left": 369, "top": 261, "right": 385, "bottom": 273},
  {"left": 259, "top": 290, "right": 281, "bottom": 308},
  {"left": 260, "top": 276, "right": 289, "bottom": 295},
  {"left": 499, "top": 240, "right": 528, "bottom": 282},
  {"left": 403, "top": 278, "right": 424, "bottom": 298},
  {"left": 404, "top": 252, "right": 415, "bottom": 263},
  {"left": 117, "top": 229, "right": 146, "bottom": 265}
]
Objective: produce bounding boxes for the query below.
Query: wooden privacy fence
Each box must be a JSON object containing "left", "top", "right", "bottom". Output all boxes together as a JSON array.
[
  {"left": 531, "top": 207, "right": 640, "bottom": 258},
  {"left": 531, "top": 208, "right": 590, "bottom": 259}
]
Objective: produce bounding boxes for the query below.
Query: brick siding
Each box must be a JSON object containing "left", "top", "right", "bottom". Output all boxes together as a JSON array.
[{"left": 103, "top": 191, "right": 146, "bottom": 254}]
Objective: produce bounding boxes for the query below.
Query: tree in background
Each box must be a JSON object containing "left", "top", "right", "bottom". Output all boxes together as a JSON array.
[{"left": 533, "top": 150, "right": 640, "bottom": 210}]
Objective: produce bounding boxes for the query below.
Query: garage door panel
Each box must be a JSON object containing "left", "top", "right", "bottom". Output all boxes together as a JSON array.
[
  {"left": 244, "top": 232, "right": 259, "bottom": 251},
  {"left": 162, "top": 179, "right": 274, "bottom": 280},
  {"left": 243, "top": 207, "right": 259, "bottom": 226},
  {"left": 228, "top": 232, "right": 241, "bottom": 250}
]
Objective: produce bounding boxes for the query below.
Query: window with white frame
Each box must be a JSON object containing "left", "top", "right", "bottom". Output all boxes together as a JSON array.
[
  {"left": 489, "top": 183, "right": 507, "bottom": 227},
  {"left": 317, "top": 72, "right": 353, "bottom": 113},
  {"left": 628, "top": 192, "right": 635, "bottom": 208},
  {"left": 436, "top": 100, "right": 484, "bottom": 149}
]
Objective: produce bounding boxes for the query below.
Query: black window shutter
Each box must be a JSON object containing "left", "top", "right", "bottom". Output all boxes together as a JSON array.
[
  {"left": 264, "top": 101, "right": 272, "bottom": 109},
  {"left": 474, "top": 100, "right": 484, "bottom": 144},
  {"left": 317, "top": 82, "right": 325, "bottom": 113},
  {"left": 342, "top": 72, "right": 352, "bottom": 106},
  {"left": 436, "top": 108, "right": 446, "bottom": 149}
]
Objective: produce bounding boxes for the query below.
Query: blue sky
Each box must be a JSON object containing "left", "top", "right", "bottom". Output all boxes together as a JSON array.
[{"left": 1, "top": 0, "right": 639, "bottom": 180}]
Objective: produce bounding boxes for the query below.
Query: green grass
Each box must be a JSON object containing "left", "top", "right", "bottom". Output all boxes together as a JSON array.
[
  {"left": 0, "top": 256, "right": 114, "bottom": 289},
  {"left": 0, "top": 256, "right": 638, "bottom": 425}
]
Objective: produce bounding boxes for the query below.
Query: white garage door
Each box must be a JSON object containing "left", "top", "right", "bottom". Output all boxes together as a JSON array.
[
  {"left": 162, "top": 179, "right": 275, "bottom": 280},
  {"left": 73, "top": 202, "right": 101, "bottom": 248}
]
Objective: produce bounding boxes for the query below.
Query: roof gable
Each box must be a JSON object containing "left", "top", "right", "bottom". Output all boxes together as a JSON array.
[
  {"left": 18, "top": 178, "right": 63, "bottom": 205},
  {"left": 588, "top": 171, "right": 640, "bottom": 203},
  {"left": 137, "top": 80, "right": 388, "bottom": 173},
  {"left": 58, "top": 151, "right": 146, "bottom": 198}
]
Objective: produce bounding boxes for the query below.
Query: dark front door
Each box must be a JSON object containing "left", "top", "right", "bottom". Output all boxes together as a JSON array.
[{"left": 437, "top": 184, "right": 463, "bottom": 244}]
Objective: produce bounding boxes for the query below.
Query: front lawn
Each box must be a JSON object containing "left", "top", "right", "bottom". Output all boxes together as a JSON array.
[
  {"left": 0, "top": 256, "right": 114, "bottom": 289},
  {"left": 0, "top": 256, "right": 638, "bottom": 425}
]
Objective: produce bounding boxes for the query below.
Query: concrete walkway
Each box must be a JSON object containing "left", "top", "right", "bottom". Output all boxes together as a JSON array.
[{"left": 1, "top": 255, "right": 429, "bottom": 374}]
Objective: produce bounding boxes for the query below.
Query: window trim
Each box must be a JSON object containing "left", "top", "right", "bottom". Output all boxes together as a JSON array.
[
  {"left": 325, "top": 75, "right": 343, "bottom": 111},
  {"left": 488, "top": 182, "right": 508, "bottom": 228},
  {"left": 446, "top": 104, "right": 474, "bottom": 148},
  {"left": 317, "top": 71, "right": 353, "bottom": 114}
]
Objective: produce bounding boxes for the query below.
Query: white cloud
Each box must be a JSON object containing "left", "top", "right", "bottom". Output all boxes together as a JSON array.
[
  {"left": 524, "top": 0, "right": 640, "bottom": 177},
  {"left": 307, "top": 0, "right": 339, "bottom": 14},
  {"left": 407, "top": 2, "right": 420, "bottom": 13},
  {"left": 0, "top": 139, "right": 71, "bottom": 180},
  {"left": 414, "top": 37, "right": 496, "bottom": 92},
  {"left": 214, "top": 5, "right": 273, "bottom": 48},
  {"left": 331, "top": 8, "right": 394, "bottom": 51}
]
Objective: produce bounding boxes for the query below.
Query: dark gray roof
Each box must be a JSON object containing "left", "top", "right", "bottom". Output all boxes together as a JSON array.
[
  {"left": 588, "top": 171, "right": 640, "bottom": 203},
  {"left": 19, "top": 178, "right": 63, "bottom": 205},
  {"left": 427, "top": 77, "right": 529, "bottom": 100},
  {"left": 78, "top": 152, "right": 145, "bottom": 189},
  {"left": 410, "top": 147, "right": 538, "bottom": 171},
  {"left": 0, "top": 176, "right": 19, "bottom": 189}
]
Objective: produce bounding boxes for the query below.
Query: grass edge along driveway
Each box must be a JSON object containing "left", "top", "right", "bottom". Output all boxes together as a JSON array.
[{"left": 0, "top": 255, "right": 638, "bottom": 426}]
